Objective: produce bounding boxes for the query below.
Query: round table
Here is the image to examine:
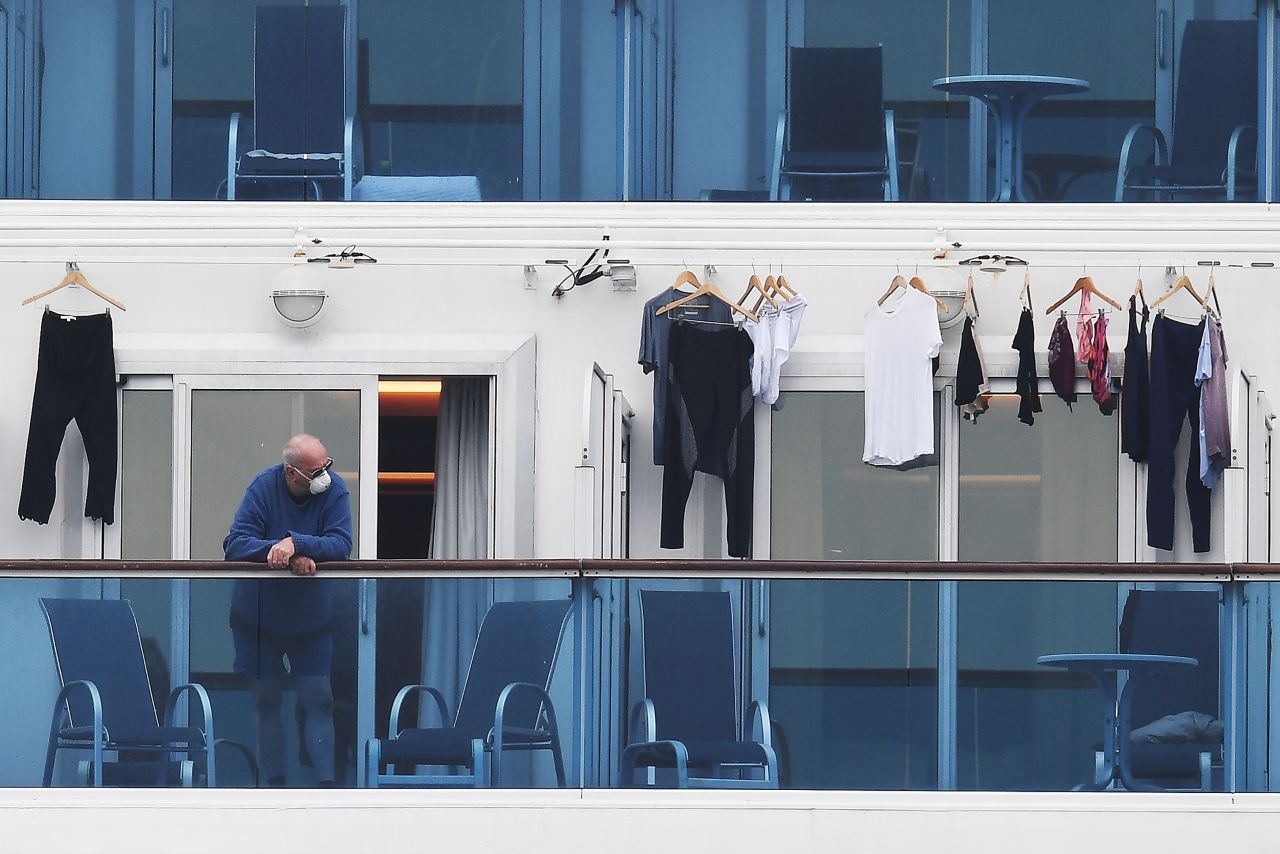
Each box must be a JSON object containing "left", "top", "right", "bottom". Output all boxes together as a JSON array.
[
  {"left": 933, "top": 75, "right": 1090, "bottom": 202},
  {"left": 1037, "top": 653, "right": 1198, "bottom": 791}
]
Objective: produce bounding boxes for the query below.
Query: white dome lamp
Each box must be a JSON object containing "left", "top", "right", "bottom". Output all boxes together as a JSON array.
[{"left": 270, "top": 288, "right": 328, "bottom": 328}]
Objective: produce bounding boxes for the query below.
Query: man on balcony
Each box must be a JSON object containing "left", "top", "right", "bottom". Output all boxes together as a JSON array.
[{"left": 223, "top": 433, "right": 353, "bottom": 788}]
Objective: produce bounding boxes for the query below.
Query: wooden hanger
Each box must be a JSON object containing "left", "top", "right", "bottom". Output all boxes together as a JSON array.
[
  {"left": 774, "top": 271, "right": 798, "bottom": 299},
  {"left": 1202, "top": 270, "right": 1220, "bottom": 318},
  {"left": 1043, "top": 275, "right": 1121, "bottom": 315},
  {"left": 961, "top": 272, "right": 979, "bottom": 319},
  {"left": 21, "top": 262, "right": 126, "bottom": 311},
  {"left": 878, "top": 273, "right": 909, "bottom": 306},
  {"left": 738, "top": 273, "right": 779, "bottom": 314},
  {"left": 909, "top": 274, "right": 951, "bottom": 313},
  {"left": 1149, "top": 272, "right": 1215, "bottom": 317},
  {"left": 1018, "top": 269, "right": 1033, "bottom": 311},
  {"left": 657, "top": 270, "right": 759, "bottom": 321}
]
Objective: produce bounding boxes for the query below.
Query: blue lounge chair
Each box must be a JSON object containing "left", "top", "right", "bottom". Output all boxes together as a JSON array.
[
  {"left": 621, "top": 590, "right": 778, "bottom": 788},
  {"left": 40, "top": 597, "right": 216, "bottom": 787},
  {"left": 226, "top": 6, "right": 356, "bottom": 200},
  {"left": 364, "top": 599, "right": 571, "bottom": 788},
  {"left": 1115, "top": 20, "right": 1257, "bottom": 201},
  {"left": 771, "top": 47, "right": 899, "bottom": 201}
]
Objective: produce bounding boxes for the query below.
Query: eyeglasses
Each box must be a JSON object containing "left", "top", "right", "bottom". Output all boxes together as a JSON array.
[{"left": 289, "top": 458, "right": 333, "bottom": 481}]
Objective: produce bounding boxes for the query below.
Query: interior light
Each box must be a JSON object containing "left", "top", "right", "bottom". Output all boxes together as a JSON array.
[
  {"left": 270, "top": 289, "right": 328, "bottom": 328},
  {"left": 378, "top": 380, "right": 443, "bottom": 395}
]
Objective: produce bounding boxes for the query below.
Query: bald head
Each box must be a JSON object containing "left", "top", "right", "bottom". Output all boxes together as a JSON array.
[{"left": 284, "top": 434, "right": 328, "bottom": 470}]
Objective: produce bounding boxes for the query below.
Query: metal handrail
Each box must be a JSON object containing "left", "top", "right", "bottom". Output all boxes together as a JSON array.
[{"left": 0, "top": 558, "right": 1273, "bottom": 581}]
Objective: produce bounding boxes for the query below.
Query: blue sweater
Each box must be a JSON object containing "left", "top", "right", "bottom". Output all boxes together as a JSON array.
[{"left": 224, "top": 464, "right": 353, "bottom": 634}]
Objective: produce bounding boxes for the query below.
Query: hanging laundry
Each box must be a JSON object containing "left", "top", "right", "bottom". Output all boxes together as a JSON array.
[
  {"left": 19, "top": 309, "right": 118, "bottom": 525},
  {"left": 639, "top": 287, "right": 732, "bottom": 465},
  {"left": 1047, "top": 313, "right": 1077, "bottom": 409},
  {"left": 863, "top": 287, "right": 943, "bottom": 466},
  {"left": 1011, "top": 307, "right": 1042, "bottom": 426},
  {"left": 1085, "top": 311, "right": 1116, "bottom": 415},
  {"left": 743, "top": 311, "right": 772, "bottom": 399},
  {"left": 1075, "top": 289, "right": 1095, "bottom": 363},
  {"left": 762, "top": 294, "right": 808, "bottom": 406},
  {"left": 1195, "top": 315, "right": 1230, "bottom": 488},
  {"left": 659, "top": 323, "right": 754, "bottom": 558},
  {"left": 1121, "top": 295, "right": 1151, "bottom": 462},
  {"left": 1146, "top": 314, "right": 1211, "bottom": 553},
  {"left": 955, "top": 314, "right": 991, "bottom": 422}
]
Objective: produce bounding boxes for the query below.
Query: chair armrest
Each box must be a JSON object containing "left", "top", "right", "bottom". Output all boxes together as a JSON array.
[
  {"left": 164, "top": 683, "right": 215, "bottom": 742},
  {"left": 227, "top": 112, "right": 242, "bottom": 200},
  {"left": 54, "top": 680, "right": 105, "bottom": 735},
  {"left": 770, "top": 110, "right": 787, "bottom": 201},
  {"left": 747, "top": 699, "right": 773, "bottom": 747},
  {"left": 883, "top": 109, "right": 900, "bottom": 201},
  {"left": 493, "top": 682, "right": 560, "bottom": 744},
  {"left": 1226, "top": 124, "right": 1257, "bottom": 200},
  {"left": 491, "top": 682, "right": 565, "bottom": 786},
  {"left": 629, "top": 698, "right": 657, "bottom": 744},
  {"left": 389, "top": 684, "right": 450, "bottom": 736},
  {"left": 1115, "top": 124, "right": 1168, "bottom": 201}
]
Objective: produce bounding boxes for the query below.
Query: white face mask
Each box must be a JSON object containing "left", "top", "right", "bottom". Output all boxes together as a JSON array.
[{"left": 307, "top": 468, "right": 332, "bottom": 495}]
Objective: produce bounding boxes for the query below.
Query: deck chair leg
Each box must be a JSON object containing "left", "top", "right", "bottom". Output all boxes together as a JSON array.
[
  {"left": 364, "top": 739, "right": 381, "bottom": 789},
  {"left": 673, "top": 742, "right": 690, "bottom": 788},
  {"left": 763, "top": 744, "right": 780, "bottom": 788},
  {"left": 472, "top": 738, "right": 488, "bottom": 788},
  {"left": 42, "top": 707, "right": 65, "bottom": 787}
]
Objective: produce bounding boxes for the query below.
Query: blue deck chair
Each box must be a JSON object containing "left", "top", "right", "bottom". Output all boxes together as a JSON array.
[
  {"left": 40, "top": 598, "right": 216, "bottom": 787},
  {"left": 364, "top": 599, "right": 571, "bottom": 788},
  {"left": 226, "top": 6, "right": 357, "bottom": 200},
  {"left": 1112, "top": 589, "right": 1219, "bottom": 791},
  {"left": 1115, "top": 19, "right": 1257, "bottom": 201},
  {"left": 620, "top": 590, "right": 778, "bottom": 789},
  {"left": 771, "top": 47, "right": 899, "bottom": 202}
]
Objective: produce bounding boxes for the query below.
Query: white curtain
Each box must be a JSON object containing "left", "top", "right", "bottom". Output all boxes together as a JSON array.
[{"left": 423, "top": 377, "right": 492, "bottom": 719}]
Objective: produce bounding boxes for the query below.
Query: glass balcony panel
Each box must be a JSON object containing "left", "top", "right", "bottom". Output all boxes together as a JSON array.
[
  {"left": 11, "top": 1, "right": 1269, "bottom": 201},
  {"left": 0, "top": 575, "right": 576, "bottom": 788},
  {"left": 357, "top": 0, "right": 525, "bottom": 201},
  {"left": 768, "top": 392, "right": 940, "bottom": 789},
  {"left": 957, "top": 393, "right": 1122, "bottom": 789},
  {"left": 990, "top": 1, "right": 1257, "bottom": 202},
  {"left": 800, "top": 0, "right": 973, "bottom": 202}
]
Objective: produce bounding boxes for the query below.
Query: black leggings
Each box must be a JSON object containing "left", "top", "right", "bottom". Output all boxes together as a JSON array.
[
  {"left": 18, "top": 310, "right": 117, "bottom": 525},
  {"left": 1146, "top": 314, "right": 1209, "bottom": 553},
  {"left": 660, "top": 323, "right": 754, "bottom": 558}
]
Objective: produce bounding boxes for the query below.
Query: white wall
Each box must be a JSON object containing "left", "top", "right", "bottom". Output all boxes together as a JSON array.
[
  {"left": 2, "top": 789, "right": 1279, "bottom": 853},
  {"left": 0, "top": 201, "right": 1274, "bottom": 563}
]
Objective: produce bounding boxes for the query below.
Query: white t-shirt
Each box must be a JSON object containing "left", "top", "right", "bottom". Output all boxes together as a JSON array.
[
  {"left": 745, "top": 313, "right": 772, "bottom": 398},
  {"left": 762, "top": 295, "right": 808, "bottom": 405},
  {"left": 863, "top": 287, "right": 943, "bottom": 466}
]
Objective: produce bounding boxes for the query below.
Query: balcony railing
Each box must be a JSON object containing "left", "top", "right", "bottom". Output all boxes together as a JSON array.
[{"left": 0, "top": 560, "right": 1270, "bottom": 793}]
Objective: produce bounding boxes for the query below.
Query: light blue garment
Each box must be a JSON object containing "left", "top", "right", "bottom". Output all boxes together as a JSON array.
[{"left": 1194, "top": 322, "right": 1220, "bottom": 489}]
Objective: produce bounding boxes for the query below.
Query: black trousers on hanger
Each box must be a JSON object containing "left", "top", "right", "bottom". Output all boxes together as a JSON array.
[
  {"left": 19, "top": 310, "right": 117, "bottom": 525},
  {"left": 1146, "top": 314, "right": 1209, "bottom": 553},
  {"left": 660, "top": 323, "right": 754, "bottom": 558}
]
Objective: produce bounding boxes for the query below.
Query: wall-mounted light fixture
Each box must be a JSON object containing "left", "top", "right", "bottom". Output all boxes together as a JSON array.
[{"left": 271, "top": 289, "right": 328, "bottom": 328}]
